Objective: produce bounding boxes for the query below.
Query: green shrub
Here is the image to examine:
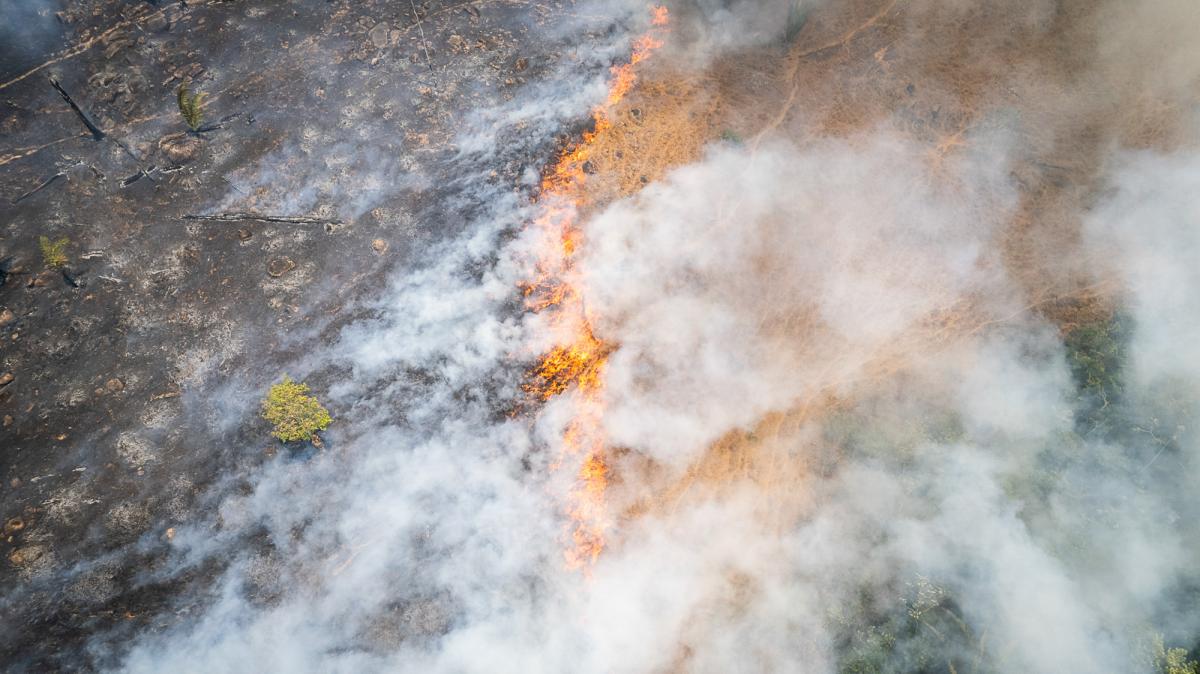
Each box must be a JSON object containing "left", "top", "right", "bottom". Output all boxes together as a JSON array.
[
  {"left": 38, "top": 236, "right": 69, "bottom": 269},
  {"left": 1152, "top": 634, "right": 1200, "bottom": 674},
  {"left": 834, "top": 577, "right": 992, "bottom": 674},
  {"left": 1064, "top": 314, "right": 1132, "bottom": 436},
  {"left": 262, "top": 376, "right": 332, "bottom": 442},
  {"left": 177, "top": 85, "right": 206, "bottom": 132},
  {"left": 1065, "top": 316, "right": 1128, "bottom": 400}
]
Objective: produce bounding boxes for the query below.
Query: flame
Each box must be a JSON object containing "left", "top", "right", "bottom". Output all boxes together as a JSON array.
[{"left": 523, "top": 7, "right": 669, "bottom": 570}]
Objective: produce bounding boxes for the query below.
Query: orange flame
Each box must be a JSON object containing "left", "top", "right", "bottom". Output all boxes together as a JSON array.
[{"left": 523, "top": 7, "right": 669, "bottom": 570}]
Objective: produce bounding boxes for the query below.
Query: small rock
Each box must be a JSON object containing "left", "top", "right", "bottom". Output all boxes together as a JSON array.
[
  {"left": 0, "top": 308, "right": 13, "bottom": 326},
  {"left": 105, "top": 378, "right": 124, "bottom": 393},
  {"left": 9, "top": 477, "right": 19, "bottom": 488},
  {"left": 4, "top": 518, "right": 24, "bottom": 536},
  {"left": 372, "top": 239, "right": 388, "bottom": 253},
  {"left": 369, "top": 22, "right": 390, "bottom": 49},
  {"left": 514, "top": 57, "right": 528, "bottom": 72},
  {"left": 165, "top": 527, "right": 175, "bottom": 541},
  {"left": 0, "top": 373, "right": 13, "bottom": 388},
  {"left": 237, "top": 228, "right": 253, "bottom": 242},
  {"left": 267, "top": 258, "right": 296, "bottom": 278},
  {"left": 582, "top": 161, "right": 597, "bottom": 175},
  {"left": 2, "top": 415, "right": 11, "bottom": 427},
  {"left": 447, "top": 34, "right": 465, "bottom": 51}
]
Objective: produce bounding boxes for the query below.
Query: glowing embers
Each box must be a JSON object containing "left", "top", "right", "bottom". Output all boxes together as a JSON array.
[
  {"left": 563, "top": 447, "right": 610, "bottom": 569},
  {"left": 522, "top": 6, "right": 669, "bottom": 571},
  {"left": 523, "top": 321, "right": 612, "bottom": 401}
]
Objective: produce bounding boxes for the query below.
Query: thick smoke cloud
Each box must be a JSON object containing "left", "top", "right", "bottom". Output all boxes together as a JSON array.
[
  {"left": 578, "top": 133, "right": 1017, "bottom": 468},
  {"left": 1085, "top": 149, "right": 1200, "bottom": 385},
  {"left": 48, "top": 0, "right": 1199, "bottom": 671}
]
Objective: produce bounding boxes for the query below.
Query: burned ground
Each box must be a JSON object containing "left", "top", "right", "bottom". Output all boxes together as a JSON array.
[
  {"left": 0, "top": 0, "right": 612, "bottom": 668},
  {"left": 2, "top": 0, "right": 1198, "bottom": 671}
]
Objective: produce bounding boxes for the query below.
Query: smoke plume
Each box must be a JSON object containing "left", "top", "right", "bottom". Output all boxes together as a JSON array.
[{"left": 5, "top": 0, "right": 1197, "bottom": 671}]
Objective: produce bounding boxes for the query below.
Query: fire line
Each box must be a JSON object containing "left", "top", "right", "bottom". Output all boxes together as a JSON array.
[{"left": 522, "top": 7, "right": 669, "bottom": 570}]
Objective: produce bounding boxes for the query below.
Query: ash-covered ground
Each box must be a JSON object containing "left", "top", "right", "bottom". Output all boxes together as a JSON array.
[
  {"left": 0, "top": 0, "right": 633, "bottom": 668},
  {"left": 2, "top": 0, "right": 1200, "bottom": 672}
]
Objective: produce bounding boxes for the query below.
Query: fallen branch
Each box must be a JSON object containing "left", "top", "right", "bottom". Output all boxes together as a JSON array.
[
  {"left": 49, "top": 78, "right": 143, "bottom": 163},
  {"left": 49, "top": 77, "right": 105, "bottom": 141},
  {"left": 12, "top": 172, "right": 66, "bottom": 204},
  {"left": 409, "top": 0, "right": 434, "bottom": 71},
  {"left": 122, "top": 166, "right": 156, "bottom": 187},
  {"left": 183, "top": 212, "right": 344, "bottom": 225}
]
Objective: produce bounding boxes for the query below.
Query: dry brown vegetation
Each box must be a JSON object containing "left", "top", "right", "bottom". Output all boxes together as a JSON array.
[{"left": 573, "top": 0, "right": 1196, "bottom": 526}]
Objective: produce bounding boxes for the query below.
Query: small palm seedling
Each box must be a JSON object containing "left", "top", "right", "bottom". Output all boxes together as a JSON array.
[
  {"left": 38, "top": 236, "right": 69, "bottom": 269},
  {"left": 177, "top": 84, "right": 206, "bottom": 133},
  {"left": 262, "top": 376, "right": 332, "bottom": 443}
]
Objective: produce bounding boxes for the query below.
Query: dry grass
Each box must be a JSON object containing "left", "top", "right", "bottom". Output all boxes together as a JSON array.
[{"left": 569, "top": 0, "right": 1194, "bottom": 529}]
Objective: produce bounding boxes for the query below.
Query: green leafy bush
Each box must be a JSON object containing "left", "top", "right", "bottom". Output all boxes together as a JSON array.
[
  {"left": 177, "top": 85, "right": 206, "bottom": 132},
  {"left": 38, "top": 236, "right": 69, "bottom": 269},
  {"left": 262, "top": 376, "right": 332, "bottom": 442},
  {"left": 1065, "top": 316, "right": 1128, "bottom": 400},
  {"left": 834, "top": 577, "right": 992, "bottom": 674},
  {"left": 1153, "top": 634, "right": 1200, "bottom": 674},
  {"left": 1064, "top": 314, "right": 1132, "bottom": 436}
]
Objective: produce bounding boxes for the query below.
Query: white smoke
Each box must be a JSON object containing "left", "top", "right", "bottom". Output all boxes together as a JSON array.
[
  {"left": 45, "top": 0, "right": 1200, "bottom": 672},
  {"left": 578, "top": 132, "right": 1017, "bottom": 469}
]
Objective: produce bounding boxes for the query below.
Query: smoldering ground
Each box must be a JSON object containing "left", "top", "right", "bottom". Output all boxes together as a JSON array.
[{"left": 4, "top": 0, "right": 1200, "bottom": 671}]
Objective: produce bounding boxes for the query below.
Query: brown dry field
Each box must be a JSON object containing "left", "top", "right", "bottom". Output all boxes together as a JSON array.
[{"left": 579, "top": 0, "right": 1194, "bottom": 529}]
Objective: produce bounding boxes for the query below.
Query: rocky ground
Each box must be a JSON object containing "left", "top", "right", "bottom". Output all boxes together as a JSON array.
[{"left": 0, "top": 0, "right": 600, "bottom": 668}]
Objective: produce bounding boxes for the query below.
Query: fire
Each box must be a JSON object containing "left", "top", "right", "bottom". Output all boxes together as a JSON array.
[{"left": 523, "top": 7, "right": 669, "bottom": 570}]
